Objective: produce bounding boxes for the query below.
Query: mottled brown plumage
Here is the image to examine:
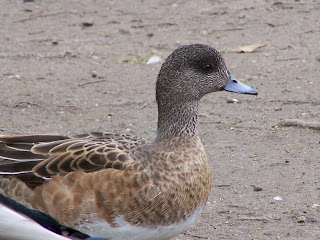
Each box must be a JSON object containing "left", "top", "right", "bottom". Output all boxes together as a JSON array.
[{"left": 0, "top": 44, "right": 257, "bottom": 240}]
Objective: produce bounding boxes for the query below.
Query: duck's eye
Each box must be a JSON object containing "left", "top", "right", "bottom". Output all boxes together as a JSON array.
[{"left": 201, "top": 64, "right": 213, "bottom": 72}]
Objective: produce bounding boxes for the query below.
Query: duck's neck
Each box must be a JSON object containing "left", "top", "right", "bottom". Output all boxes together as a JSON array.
[{"left": 155, "top": 100, "right": 199, "bottom": 141}]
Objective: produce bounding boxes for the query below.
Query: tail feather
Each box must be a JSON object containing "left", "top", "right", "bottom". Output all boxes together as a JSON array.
[
  {"left": 0, "top": 161, "right": 38, "bottom": 174},
  {"left": 0, "top": 135, "right": 69, "bottom": 189}
]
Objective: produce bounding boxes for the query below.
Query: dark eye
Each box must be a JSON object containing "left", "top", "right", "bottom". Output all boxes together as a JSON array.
[{"left": 201, "top": 64, "right": 213, "bottom": 72}]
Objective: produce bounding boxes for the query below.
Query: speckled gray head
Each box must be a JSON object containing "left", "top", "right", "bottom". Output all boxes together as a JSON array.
[{"left": 156, "top": 44, "right": 257, "bottom": 106}]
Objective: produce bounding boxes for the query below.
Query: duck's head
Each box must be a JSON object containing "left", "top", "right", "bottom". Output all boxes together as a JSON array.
[{"left": 156, "top": 44, "right": 257, "bottom": 105}]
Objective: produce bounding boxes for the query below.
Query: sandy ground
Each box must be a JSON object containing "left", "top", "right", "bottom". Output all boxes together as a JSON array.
[{"left": 1, "top": 0, "right": 320, "bottom": 239}]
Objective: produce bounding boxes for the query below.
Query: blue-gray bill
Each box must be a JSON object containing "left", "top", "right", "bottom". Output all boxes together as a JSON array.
[{"left": 224, "top": 75, "right": 258, "bottom": 95}]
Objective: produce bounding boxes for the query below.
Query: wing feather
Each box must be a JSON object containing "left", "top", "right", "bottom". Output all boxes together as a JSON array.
[{"left": 0, "top": 132, "right": 145, "bottom": 188}]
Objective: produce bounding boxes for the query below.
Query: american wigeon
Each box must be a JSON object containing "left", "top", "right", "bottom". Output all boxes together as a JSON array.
[{"left": 0, "top": 44, "right": 257, "bottom": 240}]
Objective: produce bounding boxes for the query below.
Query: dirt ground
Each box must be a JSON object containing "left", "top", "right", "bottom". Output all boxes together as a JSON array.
[{"left": 1, "top": 0, "right": 319, "bottom": 239}]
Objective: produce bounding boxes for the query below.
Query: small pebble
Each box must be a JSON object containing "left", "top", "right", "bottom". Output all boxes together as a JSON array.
[
  {"left": 82, "top": 22, "right": 94, "bottom": 27},
  {"left": 91, "top": 71, "right": 97, "bottom": 78},
  {"left": 147, "top": 55, "right": 162, "bottom": 65},
  {"left": 273, "top": 196, "right": 283, "bottom": 201},
  {"left": 8, "top": 75, "right": 24, "bottom": 81},
  {"left": 251, "top": 185, "right": 262, "bottom": 192},
  {"left": 227, "top": 98, "right": 239, "bottom": 103},
  {"left": 297, "top": 216, "right": 306, "bottom": 223}
]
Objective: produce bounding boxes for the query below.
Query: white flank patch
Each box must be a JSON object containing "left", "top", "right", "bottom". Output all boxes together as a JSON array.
[{"left": 77, "top": 206, "right": 204, "bottom": 240}]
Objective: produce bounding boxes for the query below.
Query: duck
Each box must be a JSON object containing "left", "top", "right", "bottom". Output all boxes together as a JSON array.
[{"left": 0, "top": 44, "right": 257, "bottom": 240}]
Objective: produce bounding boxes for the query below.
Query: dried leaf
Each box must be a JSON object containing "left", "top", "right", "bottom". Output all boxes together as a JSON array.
[{"left": 232, "top": 43, "right": 266, "bottom": 53}]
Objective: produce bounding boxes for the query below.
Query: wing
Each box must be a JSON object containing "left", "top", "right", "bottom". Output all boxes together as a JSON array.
[{"left": 0, "top": 132, "right": 145, "bottom": 188}]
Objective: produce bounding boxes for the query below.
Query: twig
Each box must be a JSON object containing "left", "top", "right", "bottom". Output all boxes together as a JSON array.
[
  {"left": 215, "top": 184, "right": 230, "bottom": 188},
  {"left": 19, "top": 38, "right": 53, "bottom": 43},
  {"left": 62, "top": 38, "right": 112, "bottom": 44},
  {"left": 28, "top": 30, "right": 45, "bottom": 35},
  {"left": 283, "top": 100, "right": 320, "bottom": 105},
  {"left": 15, "top": 11, "right": 67, "bottom": 23},
  {"left": 78, "top": 79, "right": 107, "bottom": 87},
  {"left": 237, "top": 217, "right": 268, "bottom": 222},
  {"left": 14, "top": 102, "right": 42, "bottom": 108},
  {"left": 210, "top": 27, "right": 244, "bottom": 32},
  {"left": 131, "top": 22, "right": 177, "bottom": 29},
  {"left": 57, "top": 105, "right": 81, "bottom": 111},
  {"left": 109, "top": 101, "right": 145, "bottom": 107},
  {"left": 278, "top": 119, "right": 320, "bottom": 130},
  {"left": 270, "top": 100, "right": 320, "bottom": 106},
  {"left": 139, "top": 103, "right": 148, "bottom": 109},
  {"left": 275, "top": 58, "right": 300, "bottom": 61},
  {"left": 0, "top": 53, "right": 69, "bottom": 59},
  {"left": 274, "top": 1, "right": 320, "bottom": 5},
  {"left": 183, "top": 233, "right": 209, "bottom": 239}
]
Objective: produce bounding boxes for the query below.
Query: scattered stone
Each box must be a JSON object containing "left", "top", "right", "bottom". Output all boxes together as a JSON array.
[
  {"left": 82, "top": 22, "right": 94, "bottom": 27},
  {"left": 91, "top": 71, "right": 97, "bottom": 78},
  {"left": 227, "top": 98, "right": 239, "bottom": 103},
  {"left": 297, "top": 216, "right": 306, "bottom": 223},
  {"left": 273, "top": 196, "right": 283, "bottom": 201},
  {"left": 147, "top": 55, "right": 162, "bottom": 65},
  {"left": 251, "top": 185, "right": 263, "bottom": 192},
  {"left": 8, "top": 75, "right": 24, "bottom": 81}
]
